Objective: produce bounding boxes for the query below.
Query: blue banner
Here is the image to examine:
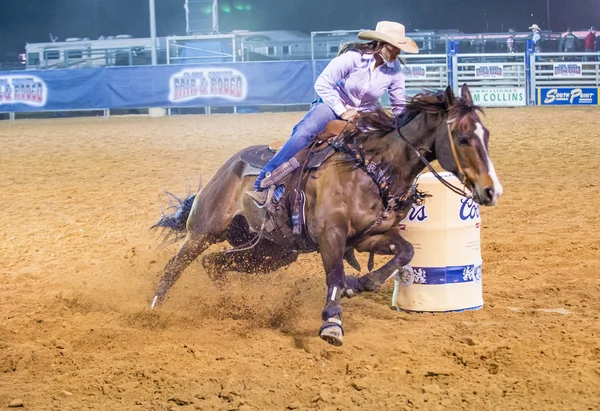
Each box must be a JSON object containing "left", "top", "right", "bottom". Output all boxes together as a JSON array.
[
  {"left": 107, "top": 61, "right": 315, "bottom": 108},
  {"left": 537, "top": 87, "right": 600, "bottom": 105},
  {"left": 0, "top": 68, "right": 107, "bottom": 112},
  {"left": 0, "top": 61, "right": 316, "bottom": 112}
]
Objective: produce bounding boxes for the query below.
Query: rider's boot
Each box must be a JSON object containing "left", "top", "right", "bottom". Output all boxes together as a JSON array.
[
  {"left": 246, "top": 188, "right": 269, "bottom": 205},
  {"left": 247, "top": 185, "right": 285, "bottom": 207},
  {"left": 246, "top": 158, "right": 300, "bottom": 206}
]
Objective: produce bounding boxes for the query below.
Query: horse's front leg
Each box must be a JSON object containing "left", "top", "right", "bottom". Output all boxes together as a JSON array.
[
  {"left": 316, "top": 215, "right": 349, "bottom": 346},
  {"left": 344, "top": 228, "right": 414, "bottom": 296}
]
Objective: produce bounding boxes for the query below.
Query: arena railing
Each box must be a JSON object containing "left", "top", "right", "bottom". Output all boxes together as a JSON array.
[
  {"left": 529, "top": 52, "right": 600, "bottom": 106},
  {"left": 3, "top": 50, "right": 600, "bottom": 121},
  {"left": 451, "top": 52, "right": 528, "bottom": 107}
]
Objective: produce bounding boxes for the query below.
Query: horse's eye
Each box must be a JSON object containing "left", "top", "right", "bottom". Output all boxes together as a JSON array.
[{"left": 458, "top": 137, "right": 470, "bottom": 145}]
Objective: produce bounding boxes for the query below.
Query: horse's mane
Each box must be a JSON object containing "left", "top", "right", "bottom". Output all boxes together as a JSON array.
[
  {"left": 404, "top": 90, "right": 484, "bottom": 123},
  {"left": 343, "top": 90, "right": 483, "bottom": 144}
]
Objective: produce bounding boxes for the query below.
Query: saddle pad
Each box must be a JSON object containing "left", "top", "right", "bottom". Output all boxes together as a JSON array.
[{"left": 239, "top": 145, "right": 276, "bottom": 168}]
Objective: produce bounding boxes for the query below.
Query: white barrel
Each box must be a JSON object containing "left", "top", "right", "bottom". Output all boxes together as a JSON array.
[{"left": 392, "top": 172, "right": 483, "bottom": 312}]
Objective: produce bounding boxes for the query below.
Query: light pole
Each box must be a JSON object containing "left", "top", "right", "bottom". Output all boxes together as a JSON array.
[
  {"left": 149, "top": 0, "right": 157, "bottom": 65},
  {"left": 546, "top": 0, "right": 551, "bottom": 30}
]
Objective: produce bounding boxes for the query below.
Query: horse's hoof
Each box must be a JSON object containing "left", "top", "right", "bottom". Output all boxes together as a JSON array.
[
  {"left": 319, "top": 319, "right": 344, "bottom": 346},
  {"left": 320, "top": 325, "right": 344, "bottom": 346}
]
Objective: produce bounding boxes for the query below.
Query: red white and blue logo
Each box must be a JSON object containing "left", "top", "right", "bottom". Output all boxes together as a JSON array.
[
  {"left": 169, "top": 68, "right": 247, "bottom": 102},
  {"left": 0, "top": 75, "right": 47, "bottom": 107}
]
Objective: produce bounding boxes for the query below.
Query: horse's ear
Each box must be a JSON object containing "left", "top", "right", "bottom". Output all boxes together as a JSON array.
[
  {"left": 461, "top": 83, "right": 473, "bottom": 104},
  {"left": 443, "top": 85, "right": 456, "bottom": 107}
]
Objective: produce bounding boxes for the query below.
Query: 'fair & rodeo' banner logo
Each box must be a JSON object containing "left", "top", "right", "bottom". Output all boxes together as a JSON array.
[
  {"left": 169, "top": 68, "right": 247, "bottom": 102},
  {"left": 0, "top": 75, "right": 47, "bottom": 107}
]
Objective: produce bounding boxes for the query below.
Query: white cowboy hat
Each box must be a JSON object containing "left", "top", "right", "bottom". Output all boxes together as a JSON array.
[
  {"left": 529, "top": 24, "right": 541, "bottom": 31},
  {"left": 358, "top": 21, "right": 419, "bottom": 54}
]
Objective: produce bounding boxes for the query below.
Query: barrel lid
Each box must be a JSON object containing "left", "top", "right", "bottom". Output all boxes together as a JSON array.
[{"left": 416, "top": 171, "right": 458, "bottom": 182}]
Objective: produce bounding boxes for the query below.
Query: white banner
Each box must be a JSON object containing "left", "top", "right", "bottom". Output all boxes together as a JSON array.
[
  {"left": 474, "top": 64, "right": 504, "bottom": 78},
  {"left": 0, "top": 75, "right": 47, "bottom": 107},
  {"left": 168, "top": 68, "right": 247, "bottom": 103},
  {"left": 553, "top": 63, "right": 583, "bottom": 77},
  {"left": 402, "top": 65, "right": 427, "bottom": 79},
  {"left": 466, "top": 87, "right": 526, "bottom": 107}
]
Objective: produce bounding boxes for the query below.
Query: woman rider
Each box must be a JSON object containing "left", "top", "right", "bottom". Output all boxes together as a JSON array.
[{"left": 247, "top": 20, "right": 419, "bottom": 205}]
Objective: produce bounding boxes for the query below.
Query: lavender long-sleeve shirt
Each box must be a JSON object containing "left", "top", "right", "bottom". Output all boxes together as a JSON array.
[{"left": 314, "top": 50, "right": 406, "bottom": 117}]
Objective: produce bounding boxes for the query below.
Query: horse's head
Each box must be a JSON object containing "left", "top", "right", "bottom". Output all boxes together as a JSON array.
[{"left": 435, "top": 84, "right": 503, "bottom": 206}]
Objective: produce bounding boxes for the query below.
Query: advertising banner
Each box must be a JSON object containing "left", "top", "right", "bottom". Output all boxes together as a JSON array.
[
  {"left": 537, "top": 87, "right": 599, "bottom": 105},
  {"left": 474, "top": 64, "right": 504, "bottom": 78},
  {"left": 553, "top": 63, "right": 583, "bottom": 77},
  {"left": 105, "top": 61, "right": 315, "bottom": 108},
  {"left": 403, "top": 65, "right": 428, "bottom": 79},
  {"left": 466, "top": 87, "right": 526, "bottom": 107},
  {"left": 0, "top": 69, "right": 107, "bottom": 112},
  {"left": 0, "top": 61, "right": 316, "bottom": 112}
]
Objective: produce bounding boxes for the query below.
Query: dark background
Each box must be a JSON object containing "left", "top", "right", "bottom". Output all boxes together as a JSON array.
[{"left": 1, "top": 0, "right": 598, "bottom": 61}]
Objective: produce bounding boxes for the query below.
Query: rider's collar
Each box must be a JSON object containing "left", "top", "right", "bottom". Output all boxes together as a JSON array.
[{"left": 363, "top": 53, "right": 396, "bottom": 68}]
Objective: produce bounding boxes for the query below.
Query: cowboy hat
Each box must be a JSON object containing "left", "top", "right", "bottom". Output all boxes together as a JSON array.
[
  {"left": 358, "top": 21, "right": 419, "bottom": 54},
  {"left": 528, "top": 24, "right": 541, "bottom": 31}
]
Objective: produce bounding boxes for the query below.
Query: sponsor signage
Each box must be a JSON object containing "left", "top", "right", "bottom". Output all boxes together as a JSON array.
[
  {"left": 0, "top": 75, "right": 47, "bottom": 107},
  {"left": 403, "top": 65, "right": 427, "bottom": 79},
  {"left": 474, "top": 64, "right": 504, "bottom": 78},
  {"left": 553, "top": 63, "right": 583, "bottom": 77},
  {"left": 169, "top": 68, "right": 247, "bottom": 103},
  {"left": 459, "top": 198, "right": 480, "bottom": 221},
  {"left": 537, "top": 87, "right": 599, "bottom": 105},
  {"left": 466, "top": 87, "right": 526, "bottom": 107}
]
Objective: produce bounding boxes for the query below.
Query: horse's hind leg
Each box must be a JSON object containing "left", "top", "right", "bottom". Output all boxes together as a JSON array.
[
  {"left": 151, "top": 232, "right": 209, "bottom": 308},
  {"left": 202, "top": 241, "right": 298, "bottom": 280}
]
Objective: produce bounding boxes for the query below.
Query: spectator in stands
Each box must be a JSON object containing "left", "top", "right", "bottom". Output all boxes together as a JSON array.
[
  {"left": 560, "top": 28, "right": 578, "bottom": 61},
  {"left": 561, "top": 28, "right": 578, "bottom": 52},
  {"left": 529, "top": 24, "right": 542, "bottom": 52},
  {"left": 247, "top": 20, "right": 419, "bottom": 205},
  {"left": 474, "top": 35, "right": 486, "bottom": 53},
  {"left": 585, "top": 26, "right": 596, "bottom": 60},
  {"left": 507, "top": 29, "right": 517, "bottom": 53}
]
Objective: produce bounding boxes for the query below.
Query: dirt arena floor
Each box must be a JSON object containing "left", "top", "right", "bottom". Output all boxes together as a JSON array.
[{"left": 1, "top": 107, "right": 599, "bottom": 411}]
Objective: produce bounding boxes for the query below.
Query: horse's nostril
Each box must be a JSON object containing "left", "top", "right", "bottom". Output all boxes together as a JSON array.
[{"left": 484, "top": 187, "right": 495, "bottom": 201}]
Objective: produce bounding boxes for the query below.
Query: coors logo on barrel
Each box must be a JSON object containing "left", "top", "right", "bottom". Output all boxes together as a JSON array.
[{"left": 459, "top": 198, "right": 480, "bottom": 221}]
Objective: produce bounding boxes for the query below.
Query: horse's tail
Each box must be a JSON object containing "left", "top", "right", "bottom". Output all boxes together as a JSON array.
[{"left": 151, "top": 177, "right": 202, "bottom": 242}]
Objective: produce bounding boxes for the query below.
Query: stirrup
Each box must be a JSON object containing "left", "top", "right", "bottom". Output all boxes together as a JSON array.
[
  {"left": 246, "top": 186, "right": 274, "bottom": 208},
  {"left": 246, "top": 189, "right": 268, "bottom": 206}
]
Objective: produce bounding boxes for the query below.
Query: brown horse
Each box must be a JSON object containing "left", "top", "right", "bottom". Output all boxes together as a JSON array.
[{"left": 150, "top": 84, "right": 502, "bottom": 346}]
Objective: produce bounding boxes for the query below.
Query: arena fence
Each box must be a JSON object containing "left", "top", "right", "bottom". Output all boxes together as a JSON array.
[
  {"left": 1, "top": 42, "right": 599, "bottom": 120},
  {"left": 530, "top": 52, "right": 600, "bottom": 106},
  {"left": 453, "top": 53, "right": 527, "bottom": 107}
]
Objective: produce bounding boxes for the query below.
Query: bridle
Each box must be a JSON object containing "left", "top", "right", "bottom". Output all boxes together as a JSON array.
[{"left": 395, "top": 114, "right": 471, "bottom": 198}]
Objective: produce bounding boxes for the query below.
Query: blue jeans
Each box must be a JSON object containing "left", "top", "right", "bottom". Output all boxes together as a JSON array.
[{"left": 254, "top": 101, "right": 338, "bottom": 190}]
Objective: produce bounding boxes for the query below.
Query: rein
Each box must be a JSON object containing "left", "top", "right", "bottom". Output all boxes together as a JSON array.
[{"left": 395, "top": 115, "right": 471, "bottom": 198}]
